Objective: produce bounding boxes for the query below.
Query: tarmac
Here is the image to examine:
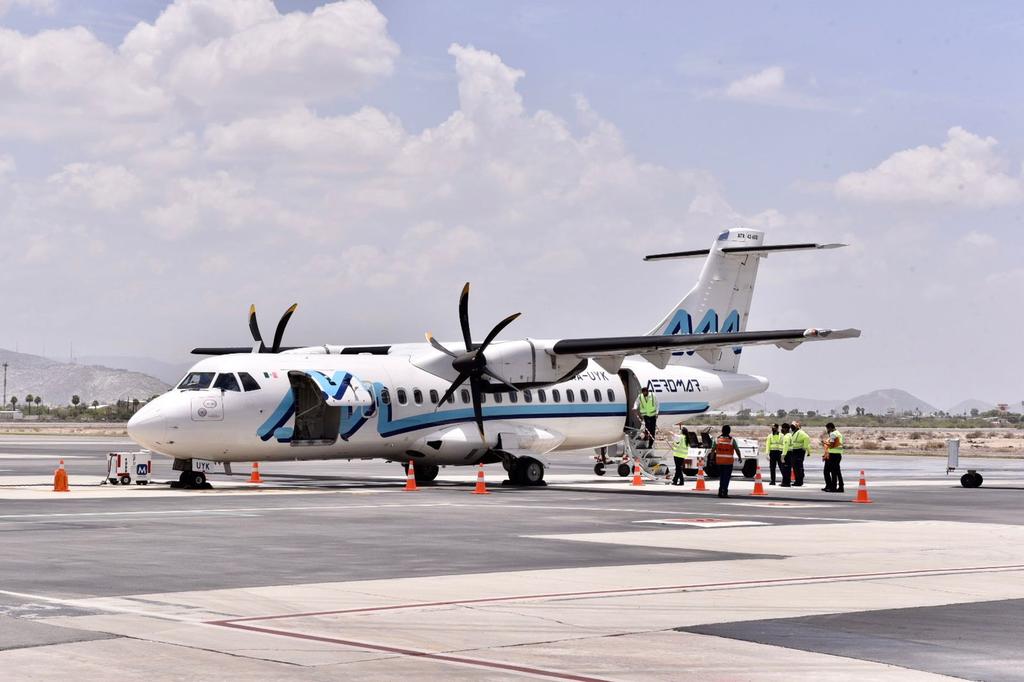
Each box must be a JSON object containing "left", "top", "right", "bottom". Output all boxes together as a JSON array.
[{"left": 1, "top": 434, "right": 1023, "bottom": 680}]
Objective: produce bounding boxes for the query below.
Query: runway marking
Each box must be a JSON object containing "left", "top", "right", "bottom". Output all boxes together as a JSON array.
[
  {"left": 0, "top": 454, "right": 92, "bottom": 459},
  {"left": 215, "top": 622, "right": 613, "bottom": 681},
  {"left": 0, "top": 502, "right": 455, "bottom": 520},
  {"left": 633, "top": 518, "right": 768, "bottom": 528},
  {"left": 209, "top": 563, "right": 1024, "bottom": 625}
]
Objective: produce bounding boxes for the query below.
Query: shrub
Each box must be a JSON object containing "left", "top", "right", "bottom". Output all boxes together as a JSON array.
[
  {"left": 967, "top": 431, "right": 983, "bottom": 440},
  {"left": 862, "top": 440, "right": 880, "bottom": 450},
  {"left": 925, "top": 441, "right": 944, "bottom": 450},
  {"left": 908, "top": 432, "right": 923, "bottom": 440},
  {"left": 883, "top": 444, "right": 896, "bottom": 450}
]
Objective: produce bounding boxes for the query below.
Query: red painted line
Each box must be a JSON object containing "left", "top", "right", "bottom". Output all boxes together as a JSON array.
[
  {"left": 209, "top": 563, "right": 1024, "bottom": 626},
  {"left": 216, "top": 621, "right": 611, "bottom": 682}
]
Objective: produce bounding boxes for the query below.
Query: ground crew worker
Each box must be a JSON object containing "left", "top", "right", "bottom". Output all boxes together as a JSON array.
[
  {"left": 822, "top": 422, "right": 845, "bottom": 492},
  {"left": 671, "top": 425, "right": 689, "bottom": 486},
  {"left": 765, "top": 423, "right": 784, "bottom": 485},
  {"left": 634, "top": 387, "right": 659, "bottom": 447},
  {"left": 779, "top": 422, "right": 793, "bottom": 487},
  {"left": 714, "top": 425, "right": 741, "bottom": 498},
  {"left": 790, "top": 420, "right": 811, "bottom": 487}
]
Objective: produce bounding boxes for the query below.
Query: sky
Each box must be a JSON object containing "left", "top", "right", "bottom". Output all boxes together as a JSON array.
[{"left": 0, "top": 0, "right": 1022, "bottom": 409}]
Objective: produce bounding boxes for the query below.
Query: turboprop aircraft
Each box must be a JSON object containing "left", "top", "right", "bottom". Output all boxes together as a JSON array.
[{"left": 128, "top": 228, "right": 859, "bottom": 488}]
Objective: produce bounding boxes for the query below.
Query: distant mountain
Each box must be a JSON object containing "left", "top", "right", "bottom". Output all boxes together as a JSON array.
[
  {"left": 75, "top": 355, "right": 190, "bottom": 386},
  {"left": 946, "top": 399, "right": 997, "bottom": 415},
  {"left": 724, "top": 388, "right": 938, "bottom": 416},
  {"left": 0, "top": 348, "right": 169, "bottom": 406}
]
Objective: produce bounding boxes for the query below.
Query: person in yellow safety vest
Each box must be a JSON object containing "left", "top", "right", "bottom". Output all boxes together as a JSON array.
[
  {"left": 671, "top": 425, "right": 689, "bottom": 486},
  {"left": 713, "top": 424, "right": 741, "bottom": 498},
  {"left": 790, "top": 420, "right": 811, "bottom": 487},
  {"left": 634, "top": 386, "right": 659, "bottom": 448},
  {"left": 779, "top": 422, "right": 794, "bottom": 487},
  {"left": 765, "top": 423, "right": 785, "bottom": 485},
  {"left": 822, "top": 422, "right": 845, "bottom": 493}
]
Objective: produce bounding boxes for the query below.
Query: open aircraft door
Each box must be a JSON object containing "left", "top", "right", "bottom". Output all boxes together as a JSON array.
[
  {"left": 617, "top": 368, "right": 642, "bottom": 432},
  {"left": 287, "top": 370, "right": 374, "bottom": 446}
]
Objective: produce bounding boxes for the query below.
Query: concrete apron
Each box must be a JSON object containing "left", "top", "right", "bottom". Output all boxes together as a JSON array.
[{"left": 3, "top": 520, "right": 1021, "bottom": 680}]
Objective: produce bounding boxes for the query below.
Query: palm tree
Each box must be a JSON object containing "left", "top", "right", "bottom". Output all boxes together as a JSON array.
[
  {"left": 34, "top": 396, "right": 41, "bottom": 411},
  {"left": 9, "top": 396, "right": 17, "bottom": 411},
  {"left": 24, "top": 394, "right": 32, "bottom": 415},
  {"left": 71, "top": 395, "right": 80, "bottom": 414}
]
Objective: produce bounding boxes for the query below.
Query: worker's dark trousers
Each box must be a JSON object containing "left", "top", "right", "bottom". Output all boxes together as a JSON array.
[
  {"left": 642, "top": 416, "right": 657, "bottom": 446},
  {"left": 768, "top": 450, "right": 783, "bottom": 484},
  {"left": 780, "top": 453, "right": 792, "bottom": 486},
  {"left": 823, "top": 453, "right": 844, "bottom": 491},
  {"left": 673, "top": 458, "right": 685, "bottom": 485},
  {"left": 790, "top": 449, "right": 806, "bottom": 486},
  {"left": 717, "top": 463, "right": 734, "bottom": 497}
]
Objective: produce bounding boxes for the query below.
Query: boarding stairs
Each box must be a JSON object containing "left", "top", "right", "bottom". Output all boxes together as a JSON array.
[{"left": 623, "top": 426, "right": 673, "bottom": 481}]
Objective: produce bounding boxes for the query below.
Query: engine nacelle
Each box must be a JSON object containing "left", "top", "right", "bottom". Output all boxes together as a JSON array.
[{"left": 412, "top": 338, "right": 587, "bottom": 387}]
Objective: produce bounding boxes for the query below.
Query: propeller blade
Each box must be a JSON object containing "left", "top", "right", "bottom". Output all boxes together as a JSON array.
[
  {"left": 478, "top": 312, "right": 521, "bottom": 352},
  {"left": 271, "top": 303, "right": 298, "bottom": 353},
  {"left": 458, "top": 282, "right": 472, "bottom": 351},
  {"left": 482, "top": 366, "right": 518, "bottom": 392},
  {"left": 470, "top": 375, "right": 485, "bottom": 441},
  {"left": 436, "top": 372, "right": 469, "bottom": 411},
  {"left": 425, "top": 332, "right": 456, "bottom": 358},
  {"left": 248, "top": 305, "right": 266, "bottom": 352}
]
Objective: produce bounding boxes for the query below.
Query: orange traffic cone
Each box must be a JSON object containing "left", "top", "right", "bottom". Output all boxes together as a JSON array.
[
  {"left": 631, "top": 460, "right": 644, "bottom": 487},
  {"left": 791, "top": 467, "right": 797, "bottom": 483},
  {"left": 249, "top": 462, "right": 263, "bottom": 484},
  {"left": 472, "top": 463, "right": 490, "bottom": 495},
  {"left": 694, "top": 457, "right": 708, "bottom": 492},
  {"left": 852, "top": 470, "right": 872, "bottom": 504},
  {"left": 405, "top": 461, "right": 418, "bottom": 491},
  {"left": 750, "top": 465, "right": 767, "bottom": 496},
  {"left": 53, "top": 459, "right": 69, "bottom": 492}
]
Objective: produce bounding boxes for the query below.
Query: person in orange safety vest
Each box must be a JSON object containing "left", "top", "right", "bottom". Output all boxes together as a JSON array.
[{"left": 714, "top": 424, "right": 741, "bottom": 498}]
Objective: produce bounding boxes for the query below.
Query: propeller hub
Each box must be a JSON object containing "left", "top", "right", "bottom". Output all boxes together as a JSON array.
[{"left": 452, "top": 350, "right": 485, "bottom": 374}]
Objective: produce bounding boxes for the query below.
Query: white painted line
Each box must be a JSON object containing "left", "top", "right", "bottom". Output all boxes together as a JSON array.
[
  {"left": 0, "top": 453, "right": 92, "bottom": 459},
  {"left": 0, "top": 502, "right": 455, "bottom": 520},
  {"left": 634, "top": 518, "right": 768, "bottom": 528},
  {"left": 722, "top": 501, "right": 826, "bottom": 508}
]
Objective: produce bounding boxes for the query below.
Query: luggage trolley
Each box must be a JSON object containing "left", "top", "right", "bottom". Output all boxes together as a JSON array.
[{"left": 104, "top": 451, "right": 153, "bottom": 486}]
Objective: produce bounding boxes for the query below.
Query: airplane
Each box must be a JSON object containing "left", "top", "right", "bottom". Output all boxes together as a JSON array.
[{"left": 128, "top": 228, "right": 860, "bottom": 488}]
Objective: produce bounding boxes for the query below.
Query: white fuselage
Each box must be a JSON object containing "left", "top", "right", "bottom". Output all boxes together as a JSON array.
[{"left": 127, "top": 342, "right": 768, "bottom": 466}]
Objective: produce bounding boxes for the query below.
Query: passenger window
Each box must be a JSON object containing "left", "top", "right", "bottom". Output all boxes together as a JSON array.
[
  {"left": 213, "top": 373, "right": 241, "bottom": 392},
  {"left": 579, "top": 389, "right": 588, "bottom": 403},
  {"left": 523, "top": 389, "right": 533, "bottom": 403},
  {"left": 538, "top": 389, "right": 547, "bottom": 403},
  {"left": 381, "top": 388, "right": 391, "bottom": 405},
  {"left": 239, "top": 372, "right": 261, "bottom": 391},
  {"left": 508, "top": 391, "right": 518, "bottom": 403},
  {"left": 413, "top": 389, "right": 423, "bottom": 405},
  {"left": 552, "top": 389, "right": 561, "bottom": 403},
  {"left": 566, "top": 389, "right": 575, "bottom": 403},
  {"left": 447, "top": 392, "right": 455, "bottom": 404},
  {"left": 460, "top": 389, "right": 471, "bottom": 404},
  {"left": 480, "top": 393, "right": 486, "bottom": 404},
  {"left": 493, "top": 392, "right": 502, "bottom": 404},
  {"left": 607, "top": 388, "right": 615, "bottom": 402},
  {"left": 178, "top": 372, "right": 215, "bottom": 390},
  {"left": 593, "top": 389, "right": 601, "bottom": 402},
  {"left": 397, "top": 389, "right": 408, "bottom": 405},
  {"left": 429, "top": 389, "right": 439, "bottom": 404}
]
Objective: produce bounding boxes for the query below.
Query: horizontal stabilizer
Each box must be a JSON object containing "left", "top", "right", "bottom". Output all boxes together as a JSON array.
[{"left": 644, "top": 242, "right": 845, "bottom": 262}]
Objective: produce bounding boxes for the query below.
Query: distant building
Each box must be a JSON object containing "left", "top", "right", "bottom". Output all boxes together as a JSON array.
[
  {"left": 997, "top": 403, "right": 1009, "bottom": 412},
  {"left": 0, "top": 410, "right": 24, "bottom": 421}
]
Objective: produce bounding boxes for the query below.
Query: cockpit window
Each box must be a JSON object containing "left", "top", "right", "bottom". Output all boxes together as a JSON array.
[
  {"left": 238, "top": 372, "right": 261, "bottom": 391},
  {"left": 214, "top": 373, "right": 241, "bottom": 392},
  {"left": 178, "top": 372, "right": 215, "bottom": 390}
]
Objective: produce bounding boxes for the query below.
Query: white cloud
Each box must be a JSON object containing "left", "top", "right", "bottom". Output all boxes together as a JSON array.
[
  {"left": 959, "top": 230, "right": 996, "bottom": 248},
  {"left": 724, "top": 66, "right": 785, "bottom": 100},
  {"left": 835, "top": 127, "right": 1024, "bottom": 207},
  {"left": 47, "top": 163, "right": 142, "bottom": 210}
]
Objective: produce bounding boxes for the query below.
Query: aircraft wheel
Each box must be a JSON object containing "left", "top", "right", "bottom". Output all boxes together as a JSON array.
[
  {"left": 180, "top": 471, "right": 206, "bottom": 488},
  {"left": 415, "top": 463, "right": 439, "bottom": 483},
  {"left": 742, "top": 460, "right": 757, "bottom": 479},
  {"left": 617, "top": 463, "right": 631, "bottom": 477},
  {"left": 974, "top": 473, "right": 984, "bottom": 487},
  {"left": 520, "top": 458, "right": 545, "bottom": 485},
  {"left": 594, "top": 463, "right": 605, "bottom": 476},
  {"left": 961, "top": 472, "right": 983, "bottom": 488}
]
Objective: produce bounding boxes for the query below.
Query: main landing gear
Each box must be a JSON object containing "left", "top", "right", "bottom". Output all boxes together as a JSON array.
[
  {"left": 503, "top": 456, "right": 546, "bottom": 486},
  {"left": 403, "top": 461, "right": 440, "bottom": 483},
  {"left": 176, "top": 470, "right": 210, "bottom": 489}
]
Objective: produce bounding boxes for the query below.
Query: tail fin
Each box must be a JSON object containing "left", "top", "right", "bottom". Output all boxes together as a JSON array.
[{"left": 645, "top": 229, "right": 844, "bottom": 373}]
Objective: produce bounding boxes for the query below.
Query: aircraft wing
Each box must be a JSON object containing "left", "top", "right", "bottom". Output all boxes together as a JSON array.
[{"left": 550, "top": 327, "right": 860, "bottom": 371}]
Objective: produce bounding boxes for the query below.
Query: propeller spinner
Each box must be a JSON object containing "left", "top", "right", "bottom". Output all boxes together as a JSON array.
[{"left": 425, "top": 283, "right": 520, "bottom": 439}]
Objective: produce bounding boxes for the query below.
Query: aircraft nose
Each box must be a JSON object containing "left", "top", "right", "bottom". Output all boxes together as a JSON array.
[{"left": 128, "top": 404, "right": 166, "bottom": 448}]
